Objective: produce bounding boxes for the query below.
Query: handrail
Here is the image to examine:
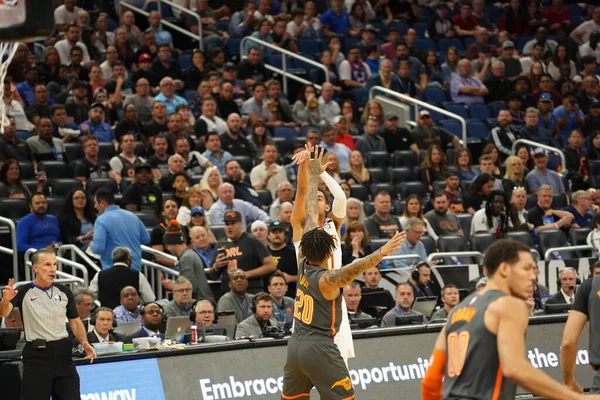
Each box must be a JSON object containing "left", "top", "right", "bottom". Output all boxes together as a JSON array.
[
  {"left": 382, "top": 254, "right": 423, "bottom": 264},
  {"left": 512, "top": 139, "right": 568, "bottom": 176},
  {"left": 240, "top": 36, "right": 330, "bottom": 94},
  {"left": 24, "top": 250, "right": 90, "bottom": 286},
  {"left": 369, "top": 86, "right": 467, "bottom": 145},
  {"left": 141, "top": 259, "right": 179, "bottom": 299},
  {"left": 156, "top": 0, "right": 203, "bottom": 51},
  {"left": 427, "top": 251, "right": 483, "bottom": 265},
  {"left": 0, "top": 217, "right": 18, "bottom": 281},
  {"left": 544, "top": 245, "right": 593, "bottom": 262},
  {"left": 57, "top": 245, "right": 101, "bottom": 273},
  {"left": 120, "top": 1, "right": 203, "bottom": 51},
  {"left": 24, "top": 248, "right": 37, "bottom": 281},
  {"left": 141, "top": 245, "right": 178, "bottom": 263}
]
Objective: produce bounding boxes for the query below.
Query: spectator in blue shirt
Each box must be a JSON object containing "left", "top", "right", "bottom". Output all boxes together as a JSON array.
[
  {"left": 553, "top": 92, "right": 585, "bottom": 139},
  {"left": 16, "top": 193, "right": 62, "bottom": 252},
  {"left": 320, "top": 0, "right": 350, "bottom": 37},
  {"left": 16, "top": 66, "right": 38, "bottom": 108},
  {"left": 388, "top": 218, "right": 429, "bottom": 268},
  {"left": 79, "top": 102, "right": 116, "bottom": 146},
  {"left": 564, "top": 190, "right": 595, "bottom": 228},
  {"left": 154, "top": 77, "right": 189, "bottom": 116},
  {"left": 91, "top": 189, "right": 150, "bottom": 271},
  {"left": 50, "top": 104, "right": 80, "bottom": 141},
  {"left": 202, "top": 132, "right": 233, "bottom": 175},
  {"left": 229, "top": 2, "right": 256, "bottom": 37}
]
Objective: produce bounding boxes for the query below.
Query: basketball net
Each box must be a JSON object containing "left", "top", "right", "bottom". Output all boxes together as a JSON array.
[{"left": 0, "top": 42, "right": 19, "bottom": 134}]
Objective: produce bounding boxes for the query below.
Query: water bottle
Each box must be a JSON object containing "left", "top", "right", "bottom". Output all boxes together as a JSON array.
[{"left": 190, "top": 323, "right": 198, "bottom": 344}]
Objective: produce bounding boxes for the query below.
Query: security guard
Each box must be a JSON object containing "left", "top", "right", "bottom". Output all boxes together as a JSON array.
[{"left": 0, "top": 248, "right": 96, "bottom": 399}]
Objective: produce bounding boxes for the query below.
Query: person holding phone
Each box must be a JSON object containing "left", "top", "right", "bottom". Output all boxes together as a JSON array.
[{"left": 553, "top": 92, "right": 585, "bottom": 140}]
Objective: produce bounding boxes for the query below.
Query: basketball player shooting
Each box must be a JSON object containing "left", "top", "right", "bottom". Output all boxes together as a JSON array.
[
  {"left": 289, "top": 142, "right": 355, "bottom": 365},
  {"left": 281, "top": 145, "right": 405, "bottom": 400},
  {"left": 421, "top": 239, "right": 600, "bottom": 400}
]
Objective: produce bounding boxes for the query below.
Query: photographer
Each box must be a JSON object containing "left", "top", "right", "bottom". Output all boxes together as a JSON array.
[
  {"left": 554, "top": 92, "right": 585, "bottom": 139},
  {"left": 234, "top": 292, "right": 279, "bottom": 339}
]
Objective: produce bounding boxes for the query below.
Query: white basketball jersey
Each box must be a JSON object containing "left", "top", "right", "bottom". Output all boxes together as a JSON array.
[{"left": 294, "top": 219, "right": 355, "bottom": 360}]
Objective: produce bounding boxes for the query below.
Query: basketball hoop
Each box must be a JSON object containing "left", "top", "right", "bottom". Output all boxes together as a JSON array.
[{"left": 0, "top": 42, "right": 19, "bottom": 134}]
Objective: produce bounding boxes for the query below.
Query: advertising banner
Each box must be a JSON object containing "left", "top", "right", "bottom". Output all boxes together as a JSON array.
[{"left": 157, "top": 321, "right": 594, "bottom": 400}]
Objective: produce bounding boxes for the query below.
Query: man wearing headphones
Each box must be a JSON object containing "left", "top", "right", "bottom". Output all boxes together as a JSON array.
[
  {"left": 126, "top": 302, "right": 166, "bottom": 340},
  {"left": 546, "top": 267, "right": 578, "bottom": 304},
  {"left": 407, "top": 262, "right": 435, "bottom": 298},
  {"left": 235, "top": 292, "right": 278, "bottom": 339},
  {"left": 380, "top": 282, "right": 426, "bottom": 327},
  {"left": 75, "top": 307, "right": 127, "bottom": 345}
]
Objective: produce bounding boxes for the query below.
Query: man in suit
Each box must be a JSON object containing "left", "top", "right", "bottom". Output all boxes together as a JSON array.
[
  {"left": 234, "top": 292, "right": 279, "bottom": 339},
  {"left": 546, "top": 268, "right": 578, "bottom": 305},
  {"left": 87, "top": 308, "right": 127, "bottom": 343},
  {"left": 126, "top": 302, "right": 166, "bottom": 340}
]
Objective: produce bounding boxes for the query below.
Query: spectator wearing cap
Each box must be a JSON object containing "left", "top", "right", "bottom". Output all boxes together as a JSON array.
[
  {"left": 537, "top": 93, "right": 560, "bottom": 139},
  {"left": 576, "top": 76, "right": 600, "bottom": 115},
  {"left": 506, "top": 92, "right": 524, "bottom": 124},
  {"left": 25, "top": 84, "right": 54, "bottom": 127},
  {"left": 411, "top": 110, "right": 461, "bottom": 152},
  {"left": 79, "top": 103, "right": 116, "bottom": 146},
  {"left": 452, "top": 2, "right": 479, "bottom": 37},
  {"left": 207, "top": 183, "right": 270, "bottom": 231},
  {"left": 498, "top": 41, "right": 522, "bottom": 80},
  {"left": 122, "top": 163, "right": 163, "bottom": 217},
  {"left": 428, "top": 3, "right": 454, "bottom": 41},
  {"left": 130, "top": 53, "right": 158, "bottom": 91},
  {"left": 523, "top": 27, "right": 558, "bottom": 58},
  {"left": 450, "top": 59, "right": 488, "bottom": 104},
  {"left": 526, "top": 148, "right": 567, "bottom": 195},
  {"left": 355, "top": 117, "right": 387, "bottom": 156},
  {"left": 164, "top": 219, "right": 215, "bottom": 302},
  {"left": 320, "top": 0, "right": 351, "bottom": 38},
  {"left": 467, "top": 27, "right": 498, "bottom": 61},
  {"left": 267, "top": 221, "right": 297, "bottom": 295},
  {"left": 64, "top": 81, "right": 91, "bottom": 125},
  {"left": 16, "top": 66, "right": 39, "bottom": 109},
  {"left": 155, "top": 77, "right": 188, "bottom": 117},
  {"left": 380, "top": 113, "right": 418, "bottom": 155},
  {"left": 208, "top": 210, "right": 275, "bottom": 295},
  {"left": 221, "top": 62, "right": 250, "bottom": 102},
  {"left": 488, "top": 109, "right": 518, "bottom": 162},
  {"left": 584, "top": 99, "right": 600, "bottom": 136},
  {"left": 579, "top": 31, "right": 600, "bottom": 63},
  {"left": 553, "top": 92, "right": 585, "bottom": 139},
  {"left": 123, "top": 78, "right": 155, "bottom": 124},
  {"left": 483, "top": 61, "right": 511, "bottom": 103},
  {"left": 55, "top": 24, "right": 91, "bottom": 66},
  {"left": 333, "top": 115, "right": 356, "bottom": 151}
]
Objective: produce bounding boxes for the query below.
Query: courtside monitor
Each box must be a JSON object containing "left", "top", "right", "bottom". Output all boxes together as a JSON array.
[
  {"left": 359, "top": 288, "right": 391, "bottom": 309},
  {"left": 349, "top": 318, "right": 378, "bottom": 330},
  {"left": 544, "top": 303, "right": 573, "bottom": 315},
  {"left": 395, "top": 314, "right": 424, "bottom": 326},
  {"left": 0, "top": 328, "right": 21, "bottom": 351}
]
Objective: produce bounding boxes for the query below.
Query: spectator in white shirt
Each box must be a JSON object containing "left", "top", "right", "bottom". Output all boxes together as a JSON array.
[
  {"left": 318, "top": 82, "right": 341, "bottom": 125},
  {"left": 54, "top": 0, "right": 80, "bottom": 33},
  {"left": 570, "top": 6, "right": 600, "bottom": 45},
  {"left": 55, "top": 24, "right": 91, "bottom": 66},
  {"left": 250, "top": 143, "right": 289, "bottom": 199},
  {"left": 580, "top": 31, "right": 600, "bottom": 63},
  {"left": 471, "top": 190, "right": 510, "bottom": 238}
]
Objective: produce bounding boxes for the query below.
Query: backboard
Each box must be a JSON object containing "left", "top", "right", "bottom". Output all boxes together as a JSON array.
[{"left": 0, "top": 0, "right": 54, "bottom": 43}]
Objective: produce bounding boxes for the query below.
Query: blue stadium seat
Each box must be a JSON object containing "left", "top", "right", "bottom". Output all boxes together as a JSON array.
[
  {"left": 414, "top": 38, "right": 437, "bottom": 52},
  {"left": 269, "top": 54, "right": 283, "bottom": 69},
  {"left": 145, "top": 2, "right": 174, "bottom": 18},
  {"left": 274, "top": 127, "right": 297, "bottom": 143},
  {"left": 441, "top": 120, "right": 463, "bottom": 138},
  {"left": 299, "top": 39, "right": 321, "bottom": 54},
  {"left": 566, "top": 4, "right": 584, "bottom": 17},
  {"left": 486, "top": 118, "right": 498, "bottom": 128},
  {"left": 491, "top": 102, "right": 506, "bottom": 117},
  {"left": 217, "top": 21, "right": 230, "bottom": 32},
  {"left": 414, "top": 22, "right": 428, "bottom": 38},
  {"left": 179, "top": 53, "right": 192, "bottom": 71},
  {"left": 353, "top": 88, "right": 369, "bottom": 107},
  {"left": 445, "top": 104, "right": 470, "bottom": 120},
  {"left": 429, "top": 109, "right": 447, "bottom": 122},
  {"left": 464, "top": 37, "right": 476, "bottom": 49},
  {"left": 301, "top": 125, "right": 320, "bottom": 136},
  {"left": 439, "top": 38, "right": 464, "bottom": 52},
  {"left": 516, "top": 36, "right": 532, "bottom": 52},
  {"left": 469, "top": 103, "right": 491, "bottom": 120},
  {"left": 225, "top": 38, "right": 242, "bottom": 57},
  {"left": 467, "top": 121, "right": 488, "bottom": 140},
  {"left": 106, "top": 18, "right": 118, "bottom": 32},
  {"left": 425, "top": 87, "right": 448, "bottom": 104},
  {"left": 370, "top": 22, "right": 388, "bottom": 37},
  {"left": 388, "top": 21, "right": 408, "bottom": 35},
  {"left": 344, "top": 37, "right": 360, "bottom": 52}
]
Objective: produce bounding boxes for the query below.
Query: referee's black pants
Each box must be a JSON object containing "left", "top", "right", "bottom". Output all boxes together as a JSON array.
[{"left": 21, "top": 338, "right": 80, "bottom": 400}]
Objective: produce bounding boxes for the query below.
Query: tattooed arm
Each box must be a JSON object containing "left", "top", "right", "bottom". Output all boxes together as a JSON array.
[
  {"left": 303, "top": 147, "right": 325, "bottom": 233},
  {"left": 291, "top": 148, "right": 310, "bottom": 243},
  {"left": 319, "top": 231, "right": 406, "bottom": 300}
]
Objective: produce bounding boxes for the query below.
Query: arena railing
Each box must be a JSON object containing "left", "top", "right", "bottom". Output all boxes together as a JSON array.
[
  {"left": 368, "top": 85, "right": 467, "bottom": 145},
  {"left": 141, "top": 258, "right": 180, "bottom": 300},
  {"left": 119, "top": 0, "right": 203, "bottom": 51},
  {"left": 0, "top": 216, "right": 18, "bottom": 282},
  {"left": 544, "top": 245, "right": 593, "bottom": 262},
  {"left": 16, "top": 271, "right": 85, "bottom": 290},
  {"left": 511, "top": 139, "right": 568, "bottom": 176},
  {"left": 239, "top": 36, "right": 330, "bottom": 95},
  {"left": 427, "top": 251, "right": 483, "bottom": 265},
  {"left": 23, "top": 248, "right": 90, "bottom": 286},
  {"left": 56, "top": 245, "right": 101, "bottom": 274},
  {"left": 382, "top": 254, "right": 423, "bottom": 264}
]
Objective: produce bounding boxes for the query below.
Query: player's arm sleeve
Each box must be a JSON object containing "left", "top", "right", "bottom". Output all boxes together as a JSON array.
[
  {"left": 64, "top": 286, "right": 80, "bottom": 320},
  {"left": 320, "top": 171, "right": 346, "bottom": 219},
  {"left": 9, "top": 285, "right": 27, "bottom": 310},
  {"left": 422, "top": 349, "right": 446, "bottom": 400}
]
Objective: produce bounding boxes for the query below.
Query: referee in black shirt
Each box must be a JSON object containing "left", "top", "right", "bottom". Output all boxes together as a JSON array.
[{"left": 0, "top": 248, "right": 96, "bottom": 400}]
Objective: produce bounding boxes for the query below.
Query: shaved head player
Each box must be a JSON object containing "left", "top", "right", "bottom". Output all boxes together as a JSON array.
[
  {"left": 290, "top": 141, "right": 355, "bottom": 365},
  {"left": 281, "top": 146, "right": 405, "bottom": 399},
  {"left": 422, "top": 240, "right": 600, "bottom": 400}
]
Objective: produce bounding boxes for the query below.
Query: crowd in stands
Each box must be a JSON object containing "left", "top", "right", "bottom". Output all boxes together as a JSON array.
[{"left": 4, "top": 0, "right": 600, "bottom": 338}]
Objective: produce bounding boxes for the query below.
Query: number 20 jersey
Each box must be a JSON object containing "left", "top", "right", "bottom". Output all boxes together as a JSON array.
[
  {"left": 293, "top": 259, "right": 342, "bottom": 338},
  {"left": 442, "top": 289, "right": 516, "bottom": 400}
]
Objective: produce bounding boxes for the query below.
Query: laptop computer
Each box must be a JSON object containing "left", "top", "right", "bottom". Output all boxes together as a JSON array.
[
  {"left": 412, "top": 296, "right": 438, "bottom": 318},
  {"left": 165, "top": 317, "right": 193, "bottom": 341},
  {"left": 113, "top": 322, "right": 141, "bottom": 336}
]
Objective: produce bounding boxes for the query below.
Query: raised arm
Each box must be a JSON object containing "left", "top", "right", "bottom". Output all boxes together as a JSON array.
[
  {"left": 290, "top": 147, "right": 310, "bottom": 243},
  {"left": 319, "top": 231, "right": 405, "bottom": 300},
  {"left": 303, "top": 146, "right": 325, "bottom": 233},
  {"left": 320, "top": 170, "right": 347, "bottom": 229}
]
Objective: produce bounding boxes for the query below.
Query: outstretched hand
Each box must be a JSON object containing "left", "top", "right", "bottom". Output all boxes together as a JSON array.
[
  {"left": 1, "top": 279, "right": 18, "bottom": 303},
  {"left": 379, "top": 231, "right": 406, "bottom": 256}
]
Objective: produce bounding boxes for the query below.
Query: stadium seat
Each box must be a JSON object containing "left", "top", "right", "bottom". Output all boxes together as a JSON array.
[
  {"left": 194, "top": 140, "right": 206, "bottom": 153},
  {"left": 21, "top": 180, "right": 38, "bottom": 195},
  {"left": 445, "top": 104, "right": 470, "bottom": 120},
  {"left": 363, "top": 201, "right": 375, "bottom": 216},
  {"left": 18, "top": 162, "right": 35, "bottom": 179},
  {"left": 179, "top": 53, "right": 192, "bottom": 71},
  {"left": 64, "top": 142, "right": 84, "bottom": 162},
  {"left": 299, "top": 39, "right": 321, "bottom": 54},
  {"left": 569, "top": 228, "right": 593, "bottom": 259},
  {"left": 470, "top": 233, "right": 496, "bottom": 253},
  {"left": 457, "top": 214, "right": 473, "bottom": 240},
  {"left": 393, "top": 151, "right": 419, "bottom": 168},
  {"left": 365, "top": 151, "right": 390, "bottom": 169},
  {"left": 269, "top": 54, "right": 283, "bottom": 69},
  {"left": 86, "top": 178, "right": 119, "bottom": 195},
  {"left": 425, "top": 87, "right": 448, "bottom": 104},
  {"left": 467, "top": 121, "right": 488, "bottom": 140},
  {"left": 441, "top": 120, "right": 462, "bottom": 138},
  {"left": 367, "top": 168, "right": 386, "bottom": 183},
  {"left": 46, "top": 197, "right": 64, "bottom": 216},
  {"left": 551, "top": 193, "right": 568, "bottom": 209},
  {"left": 537, "top": 230, "right": 568, "bottom": 258},
  {"left": 516, "top": 36, "right": 532, "bottom": 52},
  {"left": 211, "top": 225, "right": 226, "bottom": 240},
  {"left": 438, "top": 235, "right": 469, "bottom": 252},
  {"left": 106, "top": 18, "right": 118, "bottom": 32},
  {"left": 414, "top": 22, "right": 428, "bottom": 38},
  {"left": 388, "top": 21, "right": 408, "bottom": 34},
  {"left": 98, "top": 142, "right": 117, "bottom": 161},
  {"left": 225, "top": 38, "right": 241, "bottom": 58},
  {"left": 120, "top": 177, "right": 133, "bottom": 193},
  {"left": 350, "top": 184, "right": 369, "bottom": 201},
  {"left": 38, "top": 161, "right": 71, "bottom": 180},
  {"left": 414, "top": 38, "right": 436, "bottom": 52},
  {"left": 421, "top": 235, "right": 437, "bottom": 255},
  {"left": 271, "top": 137, "right": 289, "bottom": 155},
  {"left": 389, "top": 167, "right": 414, "bottom": 186},
  {"left": 370, "top": 183, "right": 396, "bottom": 198},
  {"left": 589, "top": 160, "right": 600, "bottom": 188},
  {"left": 274, "top": 127, "right": 297, "bottom": 143},
  {"left": 51, "top": 178, "right": 83, "bottom": 197},
  {"left": 399, "top": 182, "right": 427, "bottom": 199},
  {"left": 232, "top": 156, "right": 253, "bottom": 173},
  {"left": 439, "top": 38, "right": 464, "bottom": 52},
  {"left": 469, "top": 103, "right": 492, "bottom": 120},
  {"left": 134, "top": 142, "right": 147, "bottom": 158},
  {"left": 134, "top": 212, "right": 159, "bottom": 229},
  {"left": 0, "top": 199, "right": 29, "bottom": 222},
  {"left": 432, "top": 181, "right": 445, "bottom": 193},
  {"left": 256, "top": 189, "right": 272, "bottom": 207},
  {"left": 490, "top": 102, "right": 506, "bottom": 117},
  {"left": 392, "top": 199, "right": 405, "bottom": 216},
  {"left": 526, "top": 194, "right": 538, "bottom": 210},
  {"left": 370, "top": 238, "right": 388, "bottom": 251},
  {"left": 504, "top": 231, "right": 535, "bottom": 249}
]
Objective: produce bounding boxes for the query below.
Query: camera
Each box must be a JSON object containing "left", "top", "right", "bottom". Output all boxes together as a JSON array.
[{"left": 263, "top": 326, "right": 286, "bottom": 339}]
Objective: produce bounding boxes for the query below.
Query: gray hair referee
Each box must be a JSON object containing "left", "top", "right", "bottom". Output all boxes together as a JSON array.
[{"left": 0, "top": 248, "right": 96, "bottom": 399}]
